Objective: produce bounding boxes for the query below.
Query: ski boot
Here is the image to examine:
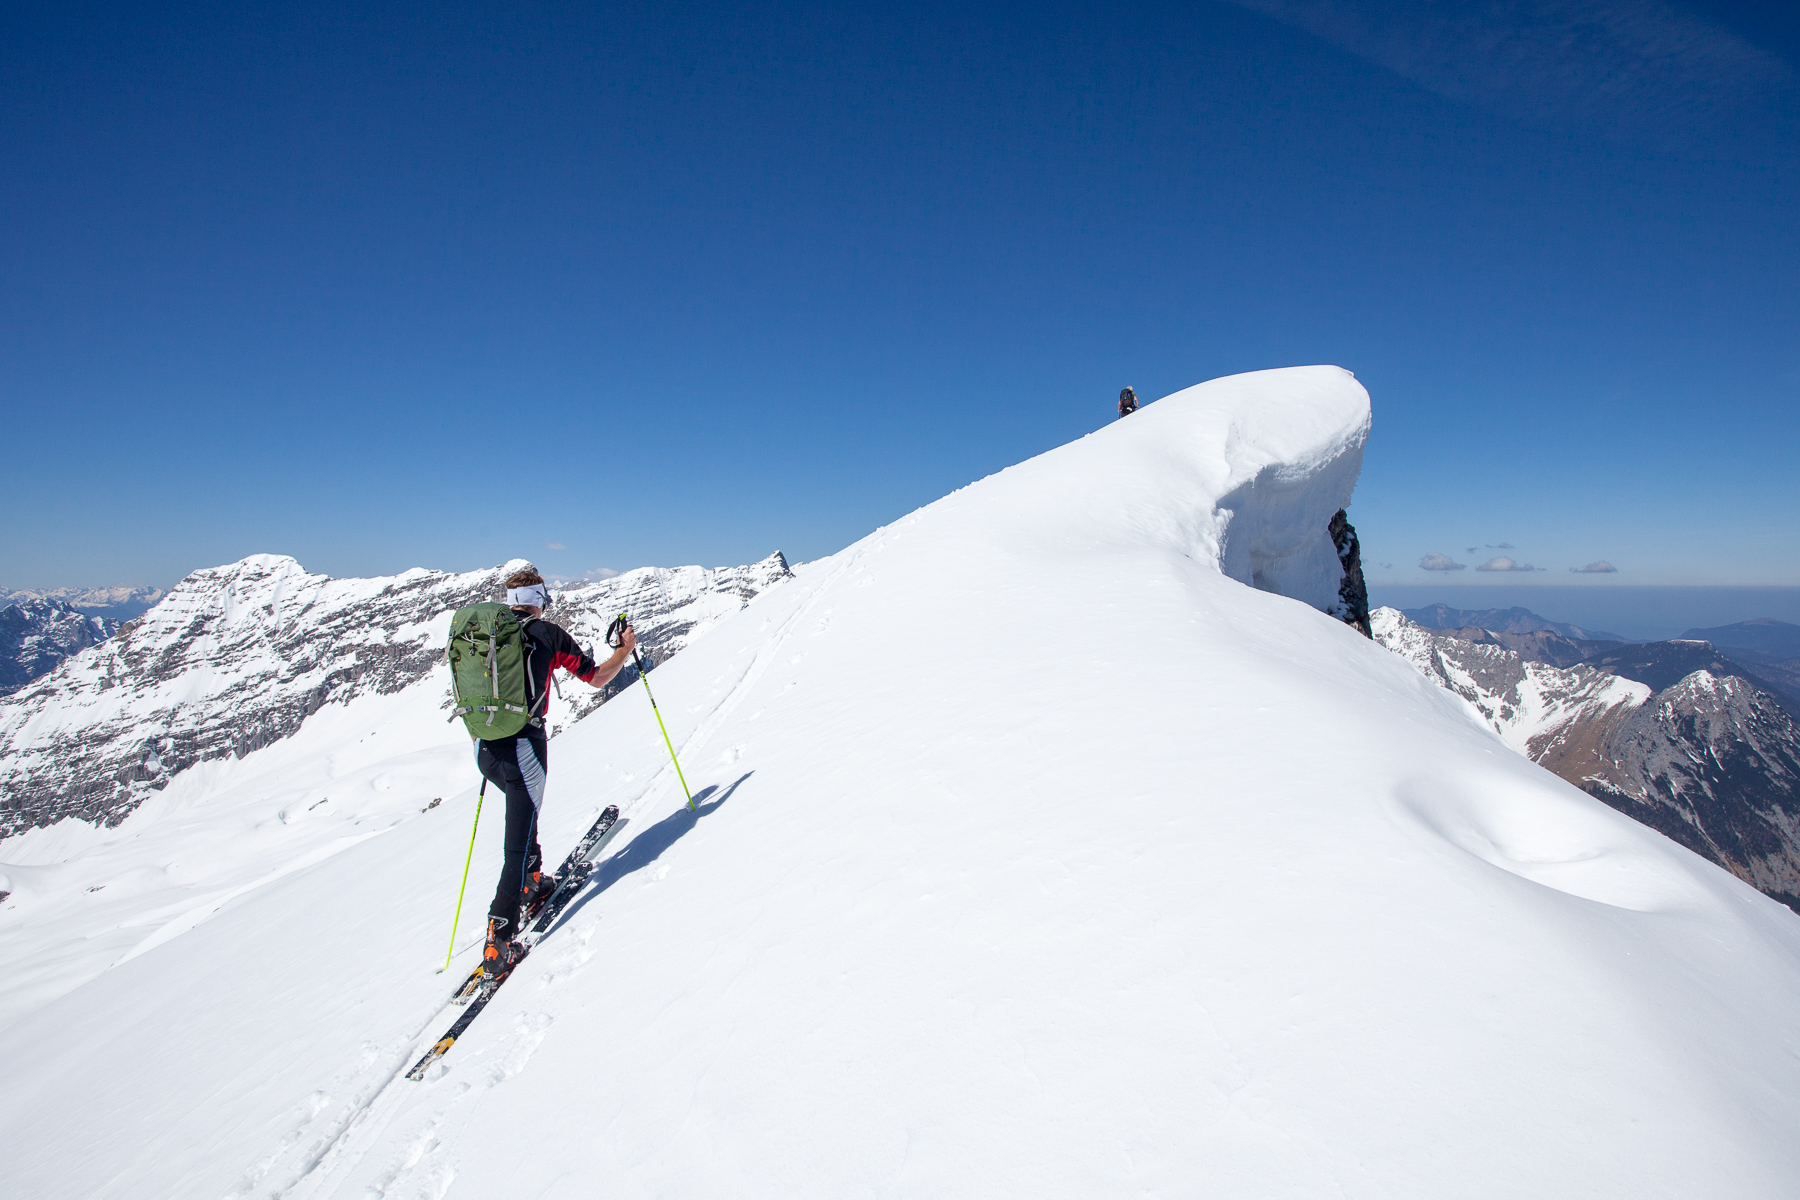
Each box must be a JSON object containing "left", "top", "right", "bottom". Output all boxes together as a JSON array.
[
  {"left": 479, "top": 917, "right": 525, "bottom": 982},
  {"left": 519, "top": 867, "right": 559, "bottom": 926}
]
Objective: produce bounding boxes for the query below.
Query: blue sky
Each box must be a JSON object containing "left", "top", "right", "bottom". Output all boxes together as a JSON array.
[{"left": 3, "top": 0, "right": 1796, "bottom": 592}]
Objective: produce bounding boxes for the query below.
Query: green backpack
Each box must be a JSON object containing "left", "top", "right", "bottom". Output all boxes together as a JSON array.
[{"left": 446, "top": 602, "right": 538, "bottom": 739}]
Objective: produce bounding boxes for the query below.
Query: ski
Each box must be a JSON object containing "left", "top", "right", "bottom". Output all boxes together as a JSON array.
[
  {"left": 444, "top": 803, "right": 620, "bottom": 1005},
  {"left": 412, "top": 805, "right": 622, "bottom": 1078},
  {"left": 407, "top": 826, "right": 620, "bottom": 1080}
]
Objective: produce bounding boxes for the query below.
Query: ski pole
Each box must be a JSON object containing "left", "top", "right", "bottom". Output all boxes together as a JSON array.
[
  {"left": 442, "top": 779, "right": 486, "bottom": 971},
  {"left": 609, "top": 613, "right": 695, "bottom": 812}
]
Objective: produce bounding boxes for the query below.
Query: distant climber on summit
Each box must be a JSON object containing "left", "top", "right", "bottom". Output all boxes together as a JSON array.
[
  {"left": 466, "top": 568, "right": 636, "bottom": 979},
  {"left": 1118, "top": 386, "right": 1138, "bottom": 417}
]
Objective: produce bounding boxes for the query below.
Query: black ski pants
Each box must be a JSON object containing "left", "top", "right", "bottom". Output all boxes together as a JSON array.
[{"left": 476, "top": 731, "right": 548, "bottom": 936}]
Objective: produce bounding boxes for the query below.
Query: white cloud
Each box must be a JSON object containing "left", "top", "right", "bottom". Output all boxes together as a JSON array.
[
  {"left": 1570, "top": 561, "right": 1619, "bottom": 573},
  {"left": 1476, "top": 557, "right": 1544, "bottom": 572},
  {"left": 542, "top": 541, "right": 566, "bottom": 551},
  {"left": 1420, "top": 552, "right": 1466, "bottom": 571}
]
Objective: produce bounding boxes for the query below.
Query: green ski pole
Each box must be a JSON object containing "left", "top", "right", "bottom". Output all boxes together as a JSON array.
[
  {"left": 609, "top": 613, "right": 695, "bottom": 812},
  {"left": 441, "top": 779, "right": 486, "bottom": 971}
]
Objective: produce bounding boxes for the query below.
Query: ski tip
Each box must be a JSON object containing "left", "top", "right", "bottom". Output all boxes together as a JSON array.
[{"left": 406, "top": 1038, "right": 454, "bottom": 1081}]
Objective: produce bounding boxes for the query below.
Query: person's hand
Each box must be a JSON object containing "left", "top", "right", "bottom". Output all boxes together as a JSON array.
[{"left": 618, "top": 624, "right": 637, "bottom": 655}]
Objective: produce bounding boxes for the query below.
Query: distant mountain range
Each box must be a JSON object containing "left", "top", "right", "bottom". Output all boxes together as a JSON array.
[
  {"left": 1400, "top": 602, "right": 1625, "bottom": 643},
  {"left": 0, "top": 584, "right": 167, "bottom": 621},
  {"left": 1375, "top": 605, "right": 1800, "bottom": 913},
  {"left": 1680, "top": 618, "right": 1800, "bottom": 658},
  {"left": 1673, "top": 620, "right": 1800, "bottom": 707}
]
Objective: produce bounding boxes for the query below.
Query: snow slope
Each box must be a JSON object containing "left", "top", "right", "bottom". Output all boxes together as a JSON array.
[
  {"left": 5, "top": 366, "right": 1800, "bottom": 1199},
  {"left": 0, "top": 555, "right": 791, "bottom": 1027}
]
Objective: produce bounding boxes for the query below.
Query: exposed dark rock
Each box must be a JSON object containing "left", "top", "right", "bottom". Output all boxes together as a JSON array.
[
  {"left": 1328, "top": 509, "right": 1371, "bottom": 638},
  {"left": 1587, "top": 673, "right": 1800, "bottom": 912}
]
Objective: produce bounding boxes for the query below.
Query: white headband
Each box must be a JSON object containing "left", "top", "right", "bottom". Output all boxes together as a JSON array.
[{"left": 506, "top": 584, "right": 549, "bottom": 609}]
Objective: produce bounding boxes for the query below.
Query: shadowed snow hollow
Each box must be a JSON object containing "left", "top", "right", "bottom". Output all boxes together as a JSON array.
[{"left": 2, "top": 366, "right": 1797, "bottom": 1200}]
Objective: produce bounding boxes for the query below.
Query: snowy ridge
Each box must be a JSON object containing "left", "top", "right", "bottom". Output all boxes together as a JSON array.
[{"left": 3, "top": 367, "right": 1799, "bottom": 1198}]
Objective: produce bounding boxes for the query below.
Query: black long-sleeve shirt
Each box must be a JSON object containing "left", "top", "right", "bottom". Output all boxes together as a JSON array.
[{"left": 519, "top": 617, "right": 599, "bottom": 725}]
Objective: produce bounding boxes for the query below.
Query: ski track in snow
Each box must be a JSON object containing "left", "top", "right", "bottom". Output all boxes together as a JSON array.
[{"left": 262, "top": 550, "right": 865, "bottom": 1198}]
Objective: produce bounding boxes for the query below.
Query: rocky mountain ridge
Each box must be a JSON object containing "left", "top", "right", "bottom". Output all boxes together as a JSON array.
[
  {"left": 1582, "top": 639, "right": 1800, "bottom": 716},
  {"left": 1373, "top": 607, "right": 1800, "bottom": 913},
  {"left": 0, "top": 552, "right": 792, "bottom": 837},
  {"left": 0, "top": 599, "right": 119, "bottom": 697},
  {"left": 1676, "top": 619, "right": 1800, "bottom": 707}
]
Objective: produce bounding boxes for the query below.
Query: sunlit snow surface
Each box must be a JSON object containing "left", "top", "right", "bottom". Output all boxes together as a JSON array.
[{"left": 4, "top": 366, "right": 1798, "bottom": 1198}]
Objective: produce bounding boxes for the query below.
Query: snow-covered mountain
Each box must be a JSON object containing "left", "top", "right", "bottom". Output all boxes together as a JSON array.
[
  {"left": 0, "top": 552, "right": 791, "bottom": 838},
  {"left": 1374, "top": 608, "right": 1800, "bottom": 912},
  {"left": 4, "top": 367, "right": 1798, "bottom": 1199},
  {"left": 0, "top": 596, "right": 118, "bottom": 696}
]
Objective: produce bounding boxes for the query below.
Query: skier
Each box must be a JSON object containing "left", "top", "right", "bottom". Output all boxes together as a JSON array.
[
  {"left": 478, "top": 568, "right": 637, "bottom": 977},
  {"left": 1118, "top": 386, "right": 1138, "bottom": 417}
]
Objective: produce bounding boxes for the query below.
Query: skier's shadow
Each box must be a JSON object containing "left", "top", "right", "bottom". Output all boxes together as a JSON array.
[{"left": 548, "top": 771, "right": 752, "bottom": 934}]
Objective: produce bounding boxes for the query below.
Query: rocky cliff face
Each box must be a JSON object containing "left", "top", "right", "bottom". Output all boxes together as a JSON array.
[
  {"left": 0, "top": 599, "right": 119, "bottom": 697},
  {"left": 1373, "top": 607, "right": 1800, "bottom": 913},
  {"left": 1596, "top": 672, "right": 1800, "bottom": 907},
  {"left": 0, "top": 552, "right": 792, "bottom": 837}
]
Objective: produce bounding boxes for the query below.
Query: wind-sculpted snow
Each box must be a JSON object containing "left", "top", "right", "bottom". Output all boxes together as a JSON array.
[
  {"left": 0, "top": 552, "right": 791, "bottom": 837},
  {"left": 4, "top": 368, "right": 1799, "bottom": 1200},
  {"left": 1376, "top": 607, "right": 1800, "bottom": 912}
]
